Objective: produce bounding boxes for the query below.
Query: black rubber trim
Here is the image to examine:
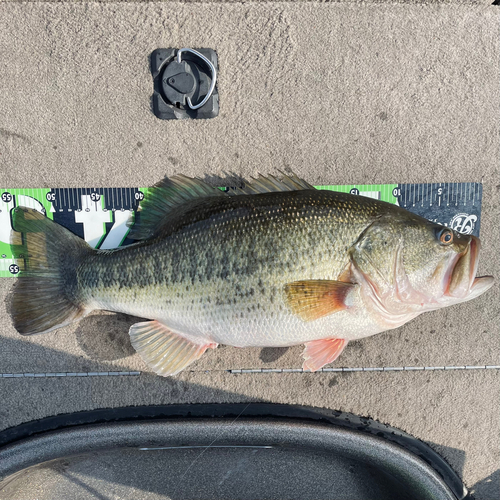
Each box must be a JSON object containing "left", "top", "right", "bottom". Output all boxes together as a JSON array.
[{"left": 0, "top": 403, "right": 466, "bottom": 499}]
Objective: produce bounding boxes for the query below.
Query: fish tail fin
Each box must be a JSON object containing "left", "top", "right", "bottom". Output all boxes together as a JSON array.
[{"left": 10, "top": 207, "right": 94, "bottom": 335}]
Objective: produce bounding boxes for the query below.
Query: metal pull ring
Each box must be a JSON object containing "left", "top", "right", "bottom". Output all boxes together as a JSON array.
[{"left": 176, "top": 48, "right": 217, "bottom": 110}]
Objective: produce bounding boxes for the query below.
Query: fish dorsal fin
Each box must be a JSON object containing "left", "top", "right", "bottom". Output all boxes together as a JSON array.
[
  {"left": 284, "top": 280, "right": 357, "bottom": 322},
  {"left": 128, "top": 173, "right": 315, "bottom": 240},
  {"left": 128, "top": 175, "right": 227, "bottom": 240},
  {"left": 228, "top": 172, "right": 315, "bottom": 196}
]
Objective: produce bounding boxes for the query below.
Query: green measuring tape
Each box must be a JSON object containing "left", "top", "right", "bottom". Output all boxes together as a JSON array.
[{"left": 0, "top": 183, "right": 482, "bottom": 277}]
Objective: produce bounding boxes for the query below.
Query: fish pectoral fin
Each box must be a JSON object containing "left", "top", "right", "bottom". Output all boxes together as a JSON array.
[
  {"left": 129, "top": 321, "right": 217, "bottom": 377},
  {"left": 302, "top": 338, "right": 348, "bottom": 372},
  {"left": 284, "top": 280, "right": 356, "bottom": 322}
]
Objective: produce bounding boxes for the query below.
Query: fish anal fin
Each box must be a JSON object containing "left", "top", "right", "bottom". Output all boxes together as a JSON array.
[
  {"left": 129, "top": 320, "right": 217, "bottom": 376},
  {"left": 284, "top": 280, "right": 356, "bottom": 322},
  {"left": 302, "top": 338, "right": 348, "bottom": 372}
]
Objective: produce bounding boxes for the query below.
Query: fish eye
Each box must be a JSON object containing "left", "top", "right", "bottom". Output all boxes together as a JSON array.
[{"left": 437, "top": 228, "right": 454, "bottom": 245}]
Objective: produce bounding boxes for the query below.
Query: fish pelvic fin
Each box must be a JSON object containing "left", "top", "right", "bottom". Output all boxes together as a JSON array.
[
  {"left": 127, "top": 175, "right": 227, "bottom": 240},
  {"left": 10, "top": 208, "right": 93, "bottom": 335},
  {"left": 302, "top": 338, "right": 348, "bottom": 372},
  {"left": 129, "top": 320, "right": 218, "bottom": 376},
  {"left": 284, "top": 280, "right": 357, "bottom": 322}
]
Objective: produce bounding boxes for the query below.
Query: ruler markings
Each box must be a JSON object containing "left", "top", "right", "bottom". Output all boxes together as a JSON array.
[
  {"left": 1, "top": 371, "right": 141, "bottom": 378},
  {"left": 0, "top": 183, "right": 483, "bottom": 277},
  {"left": 229, "top": 365, "right": 500, "bottom": 374},
  {"left": 2, "top": 366, "right": 499, "bottom": 378}
]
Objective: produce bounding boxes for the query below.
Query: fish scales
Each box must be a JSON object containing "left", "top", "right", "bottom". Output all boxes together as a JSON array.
[
  {"left": 10, "top": 174, "right": 493, "bottom": 375},
  {"left": 77, "top": 190, "right": 381, "bottom": 345}
]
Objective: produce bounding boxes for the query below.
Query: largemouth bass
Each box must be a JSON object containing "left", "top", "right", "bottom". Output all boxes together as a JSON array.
[{"left": 11, "top": 174, "right": 493, "bottom": 375}]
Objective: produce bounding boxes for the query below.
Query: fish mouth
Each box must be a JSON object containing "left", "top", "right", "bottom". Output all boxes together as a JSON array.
[{"left": 445, "top": 236, "right": 494, "bottom": 299}]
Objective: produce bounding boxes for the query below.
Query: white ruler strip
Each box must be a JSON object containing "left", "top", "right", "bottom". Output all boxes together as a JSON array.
[
  {"left": 230, "top": 365, "right": 500, "bottom": 374},
  {"left": 1, "top": 371, "right": 141, "bottom": 378},
  {"left": 1, "top": 366, "right": 499, "bottom": 378}
]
